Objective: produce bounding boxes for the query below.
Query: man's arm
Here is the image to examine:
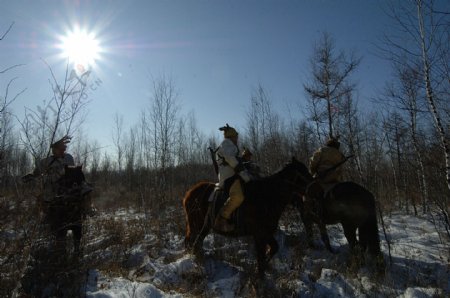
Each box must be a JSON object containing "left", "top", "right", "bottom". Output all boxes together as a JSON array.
[
  {"left": 221, "top": 140, "right": 239, "bottom": 169},
  {"left": 309, "top": 149, "right": 321, "bottom": 174}
]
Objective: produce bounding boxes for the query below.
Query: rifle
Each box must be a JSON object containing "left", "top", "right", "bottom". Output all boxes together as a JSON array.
[
  {"left": 316, "top": 155, "right": 354, "bottom": 180},
  {"left": 208, "top": 147, "right": 219, "bottom": 175}
]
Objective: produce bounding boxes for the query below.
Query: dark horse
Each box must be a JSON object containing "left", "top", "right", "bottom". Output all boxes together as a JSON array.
[
  {"left": 183, "top": 158, "right": 311, "bottom": 276},
  {"left": 298, "top": 178, "right": 382, "bottom": 261},
  {"left": 48, "top": 165, "right": 88, "bottom": 255}
]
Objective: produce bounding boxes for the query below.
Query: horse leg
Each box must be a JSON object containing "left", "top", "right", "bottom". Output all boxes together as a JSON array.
[
  {"left": 184, "top": 222, "right": 195, "bottom": 249},
  {"left": 186, "top": 204, "right": 212, "bottom": 256},
  {"left": 297, "top": 204, "right": 315, "bottom": 248},
  {"left": 54, "top": 227, "right": 67, "bottom": 257},
  {"left": 342, "top": 222, "right": 358, "bottom": 251},
  {"left": 192, "top": 222, "right": 211, "bottom": 255},
  {"left": 266, "top": 236, "right": 279, "bottom": 262},
  {"left": 365, "top": 218, "right": 381, "bottom": 257},
  {"left": 360, "top": 217, "right": 384, "bottom": 271},
  {"left": 184, "top": 207, "right": 205, "bottom": 249},
  {"left": 318, "top": 223, "right": 334, "bottom": 253},
  {"left": 305, "top": 222, "right": 314, "bottom": 248},
  {"left": 72, "top": 224, "right": 82, "bottom": 256},
  {"left": 254, "top": 237, "right": 268, "bottom": 278},
  {"left": 358, "top": 226, "right": 368, "bottom": 252}
]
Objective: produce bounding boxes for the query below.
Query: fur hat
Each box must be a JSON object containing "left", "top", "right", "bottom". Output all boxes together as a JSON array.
[
  {"left": 326, "top": 136, "right": 340, "bottom": 149},
  {"left": 51, "top": 135, "right": 71, "bottom": 149},
  {"left": 219, "top": 124, "right": 238, "bottom": 138}
]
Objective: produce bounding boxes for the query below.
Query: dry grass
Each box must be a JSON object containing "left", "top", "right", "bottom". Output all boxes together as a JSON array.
[{"left": 4, "top": 185, "right": 449, "bottom": 297}]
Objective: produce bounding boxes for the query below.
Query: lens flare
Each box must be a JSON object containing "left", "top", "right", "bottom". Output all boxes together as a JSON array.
[{"left": 59, "top": 28, "right": 101, "bottom": 70}]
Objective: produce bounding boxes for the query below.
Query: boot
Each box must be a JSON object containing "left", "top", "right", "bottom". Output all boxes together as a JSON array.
[{"left": 214, "top": 215, "right": 234, "bottom": 232}]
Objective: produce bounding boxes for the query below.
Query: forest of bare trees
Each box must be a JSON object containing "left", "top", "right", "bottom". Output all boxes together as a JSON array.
[{"left": 0, "top": 1, "right": 448, "bottom": 221}]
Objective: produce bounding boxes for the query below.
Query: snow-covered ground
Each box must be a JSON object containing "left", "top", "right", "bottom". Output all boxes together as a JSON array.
[{"left": 79, "top": 209, "right": 449, "bottom": 298}]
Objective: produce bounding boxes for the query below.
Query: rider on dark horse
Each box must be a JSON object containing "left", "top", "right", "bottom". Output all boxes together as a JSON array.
[
  {"left": 22, "top": 135, "right": 94, "bottom": 255},
  {"left": 306, "top": 136, "right": 346, "bottom": 215},
  {"left": 213, "top": 124, "right": 252, "bottom": 233},
  {"left": 310, "top": 137, "right": 345, "bottom": 184}
]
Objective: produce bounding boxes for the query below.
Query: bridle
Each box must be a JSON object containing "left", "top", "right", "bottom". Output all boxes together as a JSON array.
[{"left": 282, "top": 163, "right": 313, "bottom": 197}]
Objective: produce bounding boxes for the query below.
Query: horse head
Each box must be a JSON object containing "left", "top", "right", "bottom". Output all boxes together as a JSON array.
[
  {"left": 61, "top": 165, "right": 85, "bottom": 188},
  {"left": 280, "top": 157, "right": 313, "bottom": 194}
]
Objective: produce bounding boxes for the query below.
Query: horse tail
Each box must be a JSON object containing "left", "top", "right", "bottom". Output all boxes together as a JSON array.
[
  {"left": 182, "top": 181, "right": 214, "bottom": 248},
  {"left": 358, "top": 192, "right": 381, "bottom": 256}
]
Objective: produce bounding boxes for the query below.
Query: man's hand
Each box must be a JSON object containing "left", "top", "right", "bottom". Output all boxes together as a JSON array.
[{"left": 234, "top": 163, "right": 245, "bottom": 173}]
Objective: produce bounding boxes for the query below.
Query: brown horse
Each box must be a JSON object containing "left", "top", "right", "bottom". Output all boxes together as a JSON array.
[{"left": 182, "top": 158, "right": 311, "bottom": 277}]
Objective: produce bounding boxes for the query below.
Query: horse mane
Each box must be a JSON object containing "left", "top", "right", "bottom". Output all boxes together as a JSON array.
[
  {"left": 184, "top": 181, "right": 211, "bottom": 196},
  {"left": 244, "top": 158, "right": 310, "bottom": 204},
  {"left": 252, "top": 158, "right": 311, "bottom": 184}
]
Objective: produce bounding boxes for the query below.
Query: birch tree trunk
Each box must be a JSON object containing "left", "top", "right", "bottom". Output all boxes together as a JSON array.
[{"left": 416, "top": 0, "right": 450, "bottom": 192}]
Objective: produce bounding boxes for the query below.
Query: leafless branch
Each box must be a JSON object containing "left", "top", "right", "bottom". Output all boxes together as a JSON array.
[
  {"left": 0, "top": 64, "right": 25, "bottom": 74},
  {"left": 0, "top": 22, "right": 14, "bottom": 41}
]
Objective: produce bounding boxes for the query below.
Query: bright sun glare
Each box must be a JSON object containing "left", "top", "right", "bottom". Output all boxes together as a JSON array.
[{"left": 60, "top": 28, "right": 101, "bottom": 71}]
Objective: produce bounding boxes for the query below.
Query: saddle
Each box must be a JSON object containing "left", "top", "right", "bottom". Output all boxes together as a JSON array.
[
  {"left": 209, "top": 184, "right": 245, "bottom": 233},
  {"left": 304, "top": 181, "right": 339, "bottom": 222}
]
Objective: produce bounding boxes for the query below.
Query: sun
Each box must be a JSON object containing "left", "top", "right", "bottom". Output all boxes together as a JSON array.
[{"left": 59, "top": 28, "right": 101, "bottom": 71}]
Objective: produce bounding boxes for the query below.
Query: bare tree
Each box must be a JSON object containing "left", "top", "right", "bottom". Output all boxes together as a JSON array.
[
  {"left": 146, "top": 74, "right": 180, "bottom": 208},
  {"left": 304, "top": 31, "right": 361, "bottom": 140},
  {"left": 124, "top": 125, "right": 137, "bottom": 190},
  {"left": 175, "top": 111, "right": 207, "bottom": 166},
  {"left": 245, "top": 83, "right": 284, "bottom": 172},
  {"left": 89, "top": 140, "right": 101, "bottom": 182},
  {"left": 137, "top": 110, "right": 151, "bottom": 169},
  {"left": 148, "top": 74, "right": 179, "bottom": 171},
  {"left": 338, "top": 93, "right": 365, "bottom": 183},
  {"left": 285, "top": 119, "right": 317, "bottom": 163},
  {"left": 0, "top": 21, "right": 26, "bottom": 189},
  {"left": 382, "top": 62, "right": 431, "bottom": 213},
  {"left": 382, "top": 112, "right": 411, "bottom": 211},
  {"left": 18, "top": 62, "right": 91, "bottom": 161},
  {"left": 112, "top": 112, "right": 124, "bottom": 172},
  {"left": 382, "top": 0, "right": 450, "bottom": 193}
]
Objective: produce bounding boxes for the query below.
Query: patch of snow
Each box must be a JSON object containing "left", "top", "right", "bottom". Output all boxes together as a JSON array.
[
  {"left": 399, "top": 287, "right": 443, "bottom": 298},
  {"left": 86, "top": 269, "right": 183, "bottom": 298},
  {"left": 313, "top": 269, "right": 358, "bottom": 297}
]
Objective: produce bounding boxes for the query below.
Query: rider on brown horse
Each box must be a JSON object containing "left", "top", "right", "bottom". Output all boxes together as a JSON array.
[{"left": 213, "top": 124, "right": 251, "bottom": 232}]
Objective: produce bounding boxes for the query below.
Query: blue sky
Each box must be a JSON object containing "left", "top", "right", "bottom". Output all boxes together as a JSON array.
[{"left": 1, "top": 0, "right": 395, "bottom": 150}]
